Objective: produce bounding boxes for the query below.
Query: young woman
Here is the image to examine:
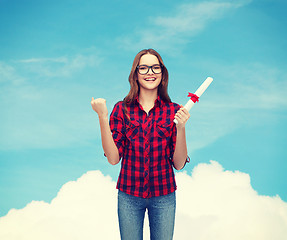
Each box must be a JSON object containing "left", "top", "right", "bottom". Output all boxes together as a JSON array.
[{"left": 91, "top": 49, "right": 190, "bottom": 240}]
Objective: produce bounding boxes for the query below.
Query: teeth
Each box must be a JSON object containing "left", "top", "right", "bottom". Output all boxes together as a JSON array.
[{"left": 145, "top": 78, "right": 155, "bottom": 81}]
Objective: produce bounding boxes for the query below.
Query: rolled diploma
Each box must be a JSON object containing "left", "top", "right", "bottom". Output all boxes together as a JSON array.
[{"left": 174, "top": 77, "right": 213, "bottom": 124}]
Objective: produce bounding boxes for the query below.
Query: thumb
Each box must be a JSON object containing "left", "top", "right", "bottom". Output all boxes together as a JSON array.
[{"left": 91, "top": 97, "right": 94, "bottom": 101}]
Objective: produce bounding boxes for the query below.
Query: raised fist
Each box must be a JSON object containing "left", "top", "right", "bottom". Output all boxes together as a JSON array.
[{"left": 91, "top": 97, "right": 108, "bottom": 118}]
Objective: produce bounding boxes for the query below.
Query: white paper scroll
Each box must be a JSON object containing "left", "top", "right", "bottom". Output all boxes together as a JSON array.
[{"left": 174, "top": 77, "right": 213, "bottom": 124}]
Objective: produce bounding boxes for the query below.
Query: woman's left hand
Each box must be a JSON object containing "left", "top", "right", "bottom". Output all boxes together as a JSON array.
[{"left": 174, "top": 105, "right": 190, "bottom": 129}]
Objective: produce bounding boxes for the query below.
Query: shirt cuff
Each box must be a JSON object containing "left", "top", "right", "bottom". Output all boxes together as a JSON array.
[
  {"left": 181, "top": 156, "right": 190, "bottom": 169},
  {"left": 103, "top": 144, "right": 123, "bottom": 159}
]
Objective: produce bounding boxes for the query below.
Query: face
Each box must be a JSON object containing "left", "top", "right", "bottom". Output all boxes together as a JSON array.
[{"left": 137, "top": 54, "right": 162, "bottom": 92}]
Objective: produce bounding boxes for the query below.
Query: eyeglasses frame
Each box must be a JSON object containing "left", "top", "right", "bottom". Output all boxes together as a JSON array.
[{"left": 136, "top": 64, "right": 163, "bottom": 75}]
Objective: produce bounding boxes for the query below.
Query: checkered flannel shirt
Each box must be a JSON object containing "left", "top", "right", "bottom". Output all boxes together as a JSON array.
[{"left": 109, "top": 96, "right": 188, "bottom": 198}]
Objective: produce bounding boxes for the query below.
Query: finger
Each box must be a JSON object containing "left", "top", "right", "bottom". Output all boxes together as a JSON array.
[
  {"left": 181, "top": 107, "right": 188, "bottom": 114},
  {"left": 179, "top": 106, "right": 188, "bottom": 112},
  {"left": 174, "top": 115, "right": 181, "bottom": 123},
  {"left": 179, "top": 108, "right": 190, "bottom": 117},
  {"left": 175, "top": 116, "right": 184, "bottom": 125},
  {"left": 175, "top": 113, "right": 181, "bottom": 120},
  {"left": 178, "top": 110, "right": 188, "bottom": 118},
  {"left": 176, "top": 108, "right": 183, "bottom": 115},
  {"left": 175, "top": 115, "right": 185, "bottom": 125},
  {"left": 177, "top": 107, "right": 187, "bottom": 116},
  {"left": 176, "top": 113, "right": 189, "bottom": 124},
  {"left": 177, "top": 110, "right": 186, "bottom": 118},
  {"left": 174, "top": 113, "right": 181, "bottom": 119}
]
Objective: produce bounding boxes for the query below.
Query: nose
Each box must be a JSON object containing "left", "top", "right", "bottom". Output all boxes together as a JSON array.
[{"left": 147, "top": 67, "right": 153, "bottom": 74}]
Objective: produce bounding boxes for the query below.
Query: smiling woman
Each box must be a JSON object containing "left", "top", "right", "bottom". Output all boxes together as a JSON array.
[{"left": 91, "top": 48, "right": 191, "bottom": 239}]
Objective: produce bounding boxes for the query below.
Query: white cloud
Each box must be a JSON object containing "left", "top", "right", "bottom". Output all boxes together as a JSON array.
[
  {"left": 0, "top": 62, "right": 25, "bottom": 85},
  {"left": 0, "top": 161, "right": 286, "bottom": 240},
  {"left": 118, "top": 0, "right": 252, "bottom": 51},
  {"left": 154, "top": 2, "right": 234, "bottom": 32},
  {"left": 175, "top": 161, "right": 287, "bottom": 239},
  {"left": 18, "top": 57, "right": 68, "bottom": 64},
  {"left": 17, "top": 54, "right": 101, "bottom": 78},
  {"left": 0, "top": 62, "right": 16, "bottom": 82},
  {"left": 0, "top": 171, "right": 119, "bottom": 240}
]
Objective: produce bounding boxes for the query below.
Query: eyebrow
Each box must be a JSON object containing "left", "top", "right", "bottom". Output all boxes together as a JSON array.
[{"left": 138, "top": 64, "right": 161, "bottom": 66}]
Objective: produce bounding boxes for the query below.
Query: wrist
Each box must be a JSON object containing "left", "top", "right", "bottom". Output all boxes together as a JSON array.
[
  {"left": 176, "top": 125, "right": 186, "bottom": 131},
  {"left": 98, "top": 114, "right": 109, "bottom": 121}
]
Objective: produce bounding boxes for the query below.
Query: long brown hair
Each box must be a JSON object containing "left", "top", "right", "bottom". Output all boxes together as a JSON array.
[{"left": 123, "top": 49, "right": 171, "bottom": 105}]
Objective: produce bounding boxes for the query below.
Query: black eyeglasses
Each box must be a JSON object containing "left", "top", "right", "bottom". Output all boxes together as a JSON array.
[{"left": 137, "top": 64, "right": 162, "bottom": 75}]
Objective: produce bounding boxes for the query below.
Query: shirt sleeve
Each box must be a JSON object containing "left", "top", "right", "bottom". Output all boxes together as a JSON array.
[{"left": 108, "top": 102, "right": 126, "bottom": 160}]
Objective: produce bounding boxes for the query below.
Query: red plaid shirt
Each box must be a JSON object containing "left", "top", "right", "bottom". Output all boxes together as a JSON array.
[{"left": 109, "top": 96, "right": 185, "bottom": 198}]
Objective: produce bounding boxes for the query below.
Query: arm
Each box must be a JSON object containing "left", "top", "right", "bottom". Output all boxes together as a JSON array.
[
  {"left": 91, "top": 97, "right": 120, "bottom": 165},
  {"left": 173, "top": 106, "right": 190, "bottom": 170}
]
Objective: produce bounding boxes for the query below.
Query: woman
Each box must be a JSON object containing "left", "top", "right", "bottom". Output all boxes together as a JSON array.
[{"left": 91, "top": 49, "right": 190, "bottom": 240}]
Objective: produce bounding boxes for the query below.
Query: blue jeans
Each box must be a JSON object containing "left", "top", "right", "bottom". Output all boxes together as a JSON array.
[{"left": 118, "top": 190, "right": 176, "bottom": 240}]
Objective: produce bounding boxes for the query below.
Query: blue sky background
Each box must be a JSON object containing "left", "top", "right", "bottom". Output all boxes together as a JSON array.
[{"left": 0, "top": 0, "right": 286, "bottom": 217}]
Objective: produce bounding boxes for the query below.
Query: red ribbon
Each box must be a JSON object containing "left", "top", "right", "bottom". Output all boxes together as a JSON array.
[{"left": 188, "top": 92, "right": 199, "bottom": 103}]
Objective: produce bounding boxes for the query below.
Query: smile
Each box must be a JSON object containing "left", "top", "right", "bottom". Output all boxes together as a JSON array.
[{"left": 144, "top": 77, "right": 156, "bottom": 81}]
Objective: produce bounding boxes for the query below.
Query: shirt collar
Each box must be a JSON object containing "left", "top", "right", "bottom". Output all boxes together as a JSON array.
[
  {"left": 135, "top": 94, "right": 163, "bottom": 108},
  {"left": 155, "top": 95, "right": 163, "bottom": 107}
]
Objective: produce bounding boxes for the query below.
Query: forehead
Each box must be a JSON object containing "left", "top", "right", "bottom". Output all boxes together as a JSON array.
[{"left": 139, "top": 54, "right": 160, "bottom": 65}]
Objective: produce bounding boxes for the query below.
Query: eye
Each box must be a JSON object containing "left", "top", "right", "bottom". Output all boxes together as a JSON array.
[{"left": 138, "top": 66, "right": 148, "bottom": 70}]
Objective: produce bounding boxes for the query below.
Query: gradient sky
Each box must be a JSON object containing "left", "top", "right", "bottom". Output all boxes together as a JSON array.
[{"left": 0, "top": 0, "right": 286, "bottom": 217}]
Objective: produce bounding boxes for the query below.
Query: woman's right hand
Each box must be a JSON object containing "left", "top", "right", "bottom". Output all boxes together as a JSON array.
[{"left": 91, "top": 97, "right": 108, "bottom": 118}]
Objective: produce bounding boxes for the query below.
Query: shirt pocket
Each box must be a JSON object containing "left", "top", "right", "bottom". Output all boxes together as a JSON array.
[
  {"left": 125, "top": 120, "right": 140, "bottom": 142},
  {"left": 156, "top": 120, "right": 173, "bottom": 139}
]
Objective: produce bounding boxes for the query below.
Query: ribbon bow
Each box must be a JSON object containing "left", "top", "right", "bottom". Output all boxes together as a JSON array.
[{"left": 188, "top": 92, "right": 199, "bottom": 103}]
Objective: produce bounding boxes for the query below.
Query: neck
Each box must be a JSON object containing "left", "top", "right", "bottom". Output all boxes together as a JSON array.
[
  {"left": 139, "top": 88, "right": 158, "bottom": 104},
  {"left": 138, "top": 89, "right": 158, "bottom": 112}
]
